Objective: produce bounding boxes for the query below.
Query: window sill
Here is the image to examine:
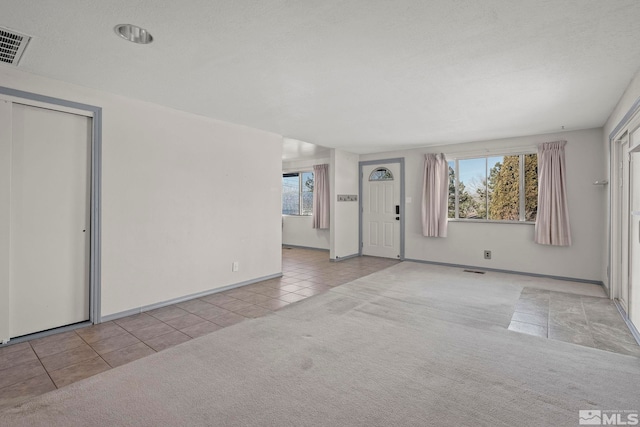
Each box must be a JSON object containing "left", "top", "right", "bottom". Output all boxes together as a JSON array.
[
  {"left": 282, "top": 214, "right": 312, "bottom": 217},
  {"left": 448, "top": 219, "right": 535, "bottom": 225}
]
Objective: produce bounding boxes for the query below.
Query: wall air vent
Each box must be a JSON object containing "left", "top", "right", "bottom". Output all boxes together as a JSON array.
[
  {"left": 463, "top": 269, "right": 486, "bottom": 274},
  {"left": 0, "top": 27, "right": 31, "bottom": 66}
]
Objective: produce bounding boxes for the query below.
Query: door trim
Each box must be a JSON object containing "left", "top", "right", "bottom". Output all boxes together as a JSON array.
[
  {"left": 359, "top": 158, "right": 405, "bottom": 259},
  {"left": 0, "top": 86, "right": 103, "bottom": 325},
  {"left": 618, "top": 135, "right": 631, "bottom": 314},
  {"left": 610, "top": 98, "right": 640, "bottom": 306}
]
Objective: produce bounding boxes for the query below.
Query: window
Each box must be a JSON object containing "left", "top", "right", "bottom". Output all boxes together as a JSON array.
[
  {"left": 369, "top": 167, "right": 394, "bottom": 181},
  {"left": 282, "top": 172, "right": 314, "bottom": 215},
  {"left": 448, "top": 154, "right": 537, "bottom": 222}
]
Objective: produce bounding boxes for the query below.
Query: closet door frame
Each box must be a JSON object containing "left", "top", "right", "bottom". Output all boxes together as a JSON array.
[{"left": 0, "top": 86, "right": 102, "bottom": 344}]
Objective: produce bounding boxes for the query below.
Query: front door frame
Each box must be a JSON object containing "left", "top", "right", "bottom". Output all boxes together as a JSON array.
[
  {"left": 359, "top": 158, "right": 405, "bottom": 260},
  {"left": 0, "top": 86, "right": 102, "bottom": 335}
]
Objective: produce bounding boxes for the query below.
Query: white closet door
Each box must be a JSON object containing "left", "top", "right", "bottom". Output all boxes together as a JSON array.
[{"left": 9, "top": 103, "right": 91, "bottom": 338}]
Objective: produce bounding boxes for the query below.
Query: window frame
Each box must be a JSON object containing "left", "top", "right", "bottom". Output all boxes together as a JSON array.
[
  {"left": 368, "top": 167, "right": 394, "bottom": 181},
  {"left": 448, "top": 152, "right": 537, "bottom": 224},
  {"left": 282, "top": 171, "right": 314, "bottom": 216}
]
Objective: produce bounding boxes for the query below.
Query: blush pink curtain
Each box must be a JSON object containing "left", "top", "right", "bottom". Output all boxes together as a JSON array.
[
  {"left": 421, "top": 153, "right": 448, "bottom": 237},
  {"left": 534, "top": 141, "right": 572, "bottom": 246},
  {"left": 312, "top": 164, "right": 330, "bottom": 229}
]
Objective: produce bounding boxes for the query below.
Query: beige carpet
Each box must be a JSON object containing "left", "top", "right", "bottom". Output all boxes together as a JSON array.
[{"left": 1, "top": 262, "right": 638, "bottom": 426}]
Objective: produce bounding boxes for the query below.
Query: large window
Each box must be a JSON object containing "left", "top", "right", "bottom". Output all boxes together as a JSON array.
[
  {"left": 448, "top": 154, "right": 537, "bottom": 222},
  {"left": 282, "top": 172, "right": 314, "bottom": 215}
]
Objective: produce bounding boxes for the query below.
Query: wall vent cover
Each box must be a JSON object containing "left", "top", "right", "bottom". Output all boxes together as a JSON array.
[
  {"left": 0, "top": 27, "right": 31, "bottom": 66},
  {"left": 463, "top": 269, "right": 486, "bottom": 274}
]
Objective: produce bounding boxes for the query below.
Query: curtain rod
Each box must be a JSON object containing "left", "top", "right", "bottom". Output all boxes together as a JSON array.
[{"left": 444, "top": 145, "right": 536, "bottom": 159}]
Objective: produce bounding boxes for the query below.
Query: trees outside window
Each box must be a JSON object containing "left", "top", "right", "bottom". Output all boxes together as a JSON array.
[
  {"left": 282, "top": 172, "right": 314, "bottom": 215},
  {"left": 448, "top": 154, "right": 537, "bottom": 222}
]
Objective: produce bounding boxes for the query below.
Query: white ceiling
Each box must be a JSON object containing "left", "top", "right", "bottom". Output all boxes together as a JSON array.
[
  {"left": 282, "top": 138, "right": 330, "bottom": 161},
  {"left": 3, "top": 1, "right": 640, "bottom": 154}
]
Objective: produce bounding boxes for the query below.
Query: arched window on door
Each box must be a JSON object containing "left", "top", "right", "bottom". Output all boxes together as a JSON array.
[{"left": 369, "top": 167, "right": 394, "bottom": 181}]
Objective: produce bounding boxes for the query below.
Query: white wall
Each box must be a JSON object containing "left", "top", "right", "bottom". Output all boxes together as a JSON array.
[
  {"left": 282, "top": 157, "right": 330, "bottom": 250},
  {"left": 330, "top": 149, "right": 360, "bottom": 259},
  {"left": 282, "top": 216, "right": 330, "bottom": 250},
  {"left": 361, "top": 128, "right": 605, "bottom": 282},
  {"left": 604, "top": 71, "right": 640, "bottom": 138},
  {"left": 0, "top": 67, "right": 283, "bottom": 318}
]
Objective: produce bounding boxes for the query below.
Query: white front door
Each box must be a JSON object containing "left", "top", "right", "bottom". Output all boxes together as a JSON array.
[
  {"left": 362, "top": 163, "right": 401, "bottom": 259},
  {"left": 2, "top": 102, "right": 91, "bottom": 339}
]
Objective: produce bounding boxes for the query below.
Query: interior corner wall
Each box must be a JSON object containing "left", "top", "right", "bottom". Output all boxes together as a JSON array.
[
  {"left": 282, "top": 157, "right": 330, "bottom": 250},
  {"left": 602, "top": 69, "right": 640, "bottom": 290},
  {"left": 360, "top": 128, "right": 605, "bottom": 282},
  {"left": 0, "top": 67, "right": 283, "bottom": 318},
  {"left": 330, "top": 149, "right": 360, "bottom": 259}
]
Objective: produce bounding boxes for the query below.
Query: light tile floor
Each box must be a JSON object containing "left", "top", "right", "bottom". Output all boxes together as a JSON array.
[
  {"left": 0, "top": 248, "right": 398, "bottom": 410},
  {"left": 3, "top": 254, "right": 637, "bottom": 410},
  {"left": 508, "top": 287, "right": 640, "bottom": 357}
]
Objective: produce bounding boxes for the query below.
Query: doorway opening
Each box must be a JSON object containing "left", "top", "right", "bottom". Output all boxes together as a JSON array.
[{"left": 610, "top": 105, "right": 640, "bottom": 342}]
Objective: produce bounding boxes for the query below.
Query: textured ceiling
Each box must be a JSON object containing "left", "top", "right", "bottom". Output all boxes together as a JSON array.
[
  {"left": 3, "top": 1, "right": 640, "bottom": 154},
  {"left": 282, "top": 138, "right": 330, "bottom": 161}
]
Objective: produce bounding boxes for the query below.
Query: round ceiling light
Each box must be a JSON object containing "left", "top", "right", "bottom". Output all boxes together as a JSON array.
[{"left": 114, "top": 24, "right": 153, "bottom": 44}]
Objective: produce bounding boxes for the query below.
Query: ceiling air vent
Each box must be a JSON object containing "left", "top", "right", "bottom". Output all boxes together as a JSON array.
[{"left": 0, "top": 27, "right": 31, "bottom": 66}]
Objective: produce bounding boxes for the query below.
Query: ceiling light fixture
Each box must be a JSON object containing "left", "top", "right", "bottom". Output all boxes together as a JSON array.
[{"left": 114, "top": 24, "right": 153, "bottom": 44}]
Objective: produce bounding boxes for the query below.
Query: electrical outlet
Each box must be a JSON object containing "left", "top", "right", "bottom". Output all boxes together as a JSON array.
[
  {"left": 484, "top": 250, "right": 491, "bottom": 260},
  {"left": 232, "top": 261, "right": 239, "bottom": 272}
]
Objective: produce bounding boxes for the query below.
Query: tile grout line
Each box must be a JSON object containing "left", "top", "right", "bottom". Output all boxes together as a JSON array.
[
  {"left": 29, "top": 340, "right": 59, "bottom": 390},
  {"left": 580, "top": 297, "right": 597, "bottom": 345},
  {"left": 546, "top": 294, "right": 551, "bottom": 339},
  {"left": 74, "top": 325, "right": 114, "bottom": 374},
  {"left": 99, "top": 341, "right": 156, "bottom": 369}
]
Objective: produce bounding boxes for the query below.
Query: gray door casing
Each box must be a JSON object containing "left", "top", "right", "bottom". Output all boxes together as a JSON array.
[
  {"left": 0, "top": 86, "right": 102, "bottom": 343},
  {"left": 359, "top": 158, "right": 405, "bottom": 260}
]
